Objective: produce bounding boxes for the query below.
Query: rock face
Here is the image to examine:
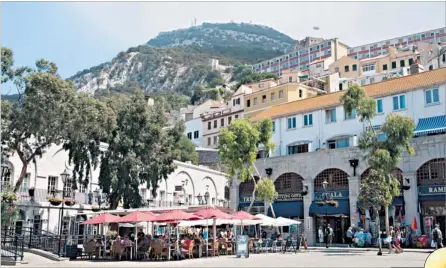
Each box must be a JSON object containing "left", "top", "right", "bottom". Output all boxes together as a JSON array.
[{"left": 69, "top": 22, "right": 296, "bottom": 96}]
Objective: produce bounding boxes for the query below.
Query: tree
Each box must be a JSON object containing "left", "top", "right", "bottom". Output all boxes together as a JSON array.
[
  {"left": 255, "top": 178, "right": 278, "bottom": 217},
  {"left": 1, "top": 52, "right": 82, "bottom": 193},
  {"left": 340, "top": 84, "right": 415, "bottom": 254},
  {"left": 175, "top": 136, "right": 199, "bottom": 165},
  {"left": 218, "top": 118, "right": 275, "bottom": 213}
]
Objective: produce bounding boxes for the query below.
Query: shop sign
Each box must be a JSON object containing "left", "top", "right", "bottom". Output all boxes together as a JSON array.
[
  {"left": 275, "top": 193, "right": 303, "bottom": 202},
  {"left": 239, "top": 196, "right": 261, "bottom": 203},
  {"left": 418, "top": 185, "right": 446, "bottom": 195},
  {"left": 314, "top": 190, "right": 349, "bottom": 200}
]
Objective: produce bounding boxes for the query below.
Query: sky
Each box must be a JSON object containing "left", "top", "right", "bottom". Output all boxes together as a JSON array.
[{"left": 1, "top": 1, "right": 445, "bottom": 94}]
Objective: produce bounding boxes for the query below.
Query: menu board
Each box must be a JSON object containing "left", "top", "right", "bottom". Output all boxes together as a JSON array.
[{"left": 236, "top": 235, "right": 249, "bottom": 258}]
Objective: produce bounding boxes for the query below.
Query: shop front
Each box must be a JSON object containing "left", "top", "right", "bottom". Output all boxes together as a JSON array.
[
  {"left": 268, "top": 173, "right": 304, "bottom": 220},
  {"left": 417, "top": 158, "right": 446, "bottom": 241},
  {"left": 309, "top": 168, "right": 350, "bottom": 244},
  {"left": 238, "top": 178, "right": 264, "bottom": 215}
]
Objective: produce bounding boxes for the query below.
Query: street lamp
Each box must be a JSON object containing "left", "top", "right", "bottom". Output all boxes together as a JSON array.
[
  {"left": 322, "top": 179, "right": 329, "bottom": 248},
  {"left": 196, "top": 193, "right": 203, "bottom": 205},
  {"left": 58, "top": 169, "right": 70, "bottom": 257},
  {"left": 204, "top": 192, "right": 210, "bottom": 205}
]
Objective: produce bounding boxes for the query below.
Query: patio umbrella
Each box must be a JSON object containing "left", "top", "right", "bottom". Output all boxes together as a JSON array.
[
  {"left": 194, "top": 207, "right": 233, "bottom": 257},
  {"left": 82, "top": 213, "right": 120, "bottom": 225},
  {"left": 115, "top": 211, "right": 157, "bottom": 223},
  {"left": 274, "top": 217, "right": 302, "bottom": 227},
  {"left": 255, "top": 214, "right": 277, "bottom": 226}
]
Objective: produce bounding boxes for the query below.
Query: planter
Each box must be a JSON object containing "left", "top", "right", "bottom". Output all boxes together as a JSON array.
[
  {"left": 91, "top": 207, "right": 101, "bottom": 212},
  {"left": 49, "top": 200, "right": 62, "bottom": 206},
  {"left": 317, "top": 202, "right": 324, "bottom": 207},
  {"left": 65, "top": 245, "right": 79, "bottom": 260},
  {"left": 28, "top": 188, "right": 35, "bottom": 197},
  {"left": 402, "top": 185, "right": 411, "bottom": 190},
  {"left": 328, "top": 203, "right": 336, "bottom": 207},
  {"left": 301, "top": 191, "right": 308, "bottom": 196},
  {"left": 64, "top": 200, "right": 75, "bottom": 206}
]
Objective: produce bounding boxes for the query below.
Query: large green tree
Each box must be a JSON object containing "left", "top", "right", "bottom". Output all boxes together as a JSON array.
[
  {"left": 218, "top": 118, "right": 275, "bottom": 213},
  {"left": 340, "top": 84, "right": 415, "bottom": 254}
]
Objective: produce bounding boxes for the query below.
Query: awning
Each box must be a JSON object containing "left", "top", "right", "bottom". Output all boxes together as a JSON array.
[
  {"left": 392, "top": 196, "right": 405, "bottom": 206},
  {"left": 414, "top": 115, "right": 446, "bottom": 136},
  {"left": 309, "top": 200, "right": 350, "bottom": 216},
  {"left": 268, "top": 201, "right": 304, "bottom": 218},
  {"left": 419, "top": 194, "right": 445, "bottom": 202},
  {"left": 238, "top": 202, "right": 264, "bottom": 208}
]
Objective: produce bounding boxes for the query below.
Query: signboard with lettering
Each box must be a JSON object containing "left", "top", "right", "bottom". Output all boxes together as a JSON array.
[
  {"left": 175, "top": 185, "right": 183, "bottom": 192},
  {"left": 314, "top": 190, "right": 349, "bottom": 201},
  {"left": 240, "top": 193, "right": 302, "bottom": 203},
  {"left": 239, "top": 196, "right": 262, "bottom": 203},
  {"left": 236, "top": 235, "right": 249, "bottom": 258},
  {"left": 418, "top": 185, "right": 446, "bottom": 195}
]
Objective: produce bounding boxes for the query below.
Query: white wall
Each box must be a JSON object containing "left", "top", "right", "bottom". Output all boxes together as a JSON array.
[
  {"left": 270, "top": 83, "right": 446, "bottom": 157},
  {"left": 185, "top": 118, "right": 203, "bottom": 147}
]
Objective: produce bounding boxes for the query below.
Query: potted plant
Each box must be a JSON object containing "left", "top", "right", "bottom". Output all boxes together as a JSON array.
[
  {"left": 91, "top": 205, "right": 101, "bottom": 212},
  {"left": 316, "top": 202, "right": 324, "bottom": 207},
  {"left": 106, "top": 230, "right": 117, "bottom": 240},
  {"left": 48, "top": 197, "right": 63, "bottom": 206},
  {"left": 28, "top": 187, "right": 35, "bottom": 198},
  {"left": 64, "top": 199, "right": 76, "bottom": 206},
  {"left": 327, "top": 200, "right": 339, "bottom": 207},
  {"left": 1, "top": 187, "right": 17, "bottom": 204}
]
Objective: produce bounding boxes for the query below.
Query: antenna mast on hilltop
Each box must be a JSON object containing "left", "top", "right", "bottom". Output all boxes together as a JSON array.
[{"left": 194, "top": 18, "right": 197, "bottom": 26}]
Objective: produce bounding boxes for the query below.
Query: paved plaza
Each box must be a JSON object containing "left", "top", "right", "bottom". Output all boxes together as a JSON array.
[{"left": 20, "top": 249, "right": 430, "bottom": 268}]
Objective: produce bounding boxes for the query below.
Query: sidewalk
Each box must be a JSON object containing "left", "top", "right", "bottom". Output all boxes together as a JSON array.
[{"left": 308, "top": 246, "right": 433, "bottom": 253}]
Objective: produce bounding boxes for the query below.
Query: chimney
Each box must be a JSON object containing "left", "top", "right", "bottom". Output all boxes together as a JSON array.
[{"left": 410, "top": 59, "right": 424, "bottom": 75}]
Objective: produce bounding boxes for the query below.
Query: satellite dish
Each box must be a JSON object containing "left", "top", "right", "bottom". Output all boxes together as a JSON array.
[{"left": 313, "top": 27, "right": 320, "bottom": 30}]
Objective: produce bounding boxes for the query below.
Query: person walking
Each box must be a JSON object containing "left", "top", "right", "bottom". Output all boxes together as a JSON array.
[
  {"left": 346, "top": 227, "right": 354, "bottom": 247},
  {"left": 432, "top": 224, "right": 444, "bottom": 249},
  {"left": 325, "top": 224, "right": 333, "bottom": 248},
  {"left": 318, "top": 226, "right": 324, "bottom": 244}
]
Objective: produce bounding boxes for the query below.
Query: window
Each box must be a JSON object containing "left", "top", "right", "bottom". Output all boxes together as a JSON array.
[
  {"left": 208, "top": 122, "right": 211, "bottom": 130},
  {"left": 213, "top": 136, "right": 218, "bottom": 145},
  {"left": 271, "top": 93, "right": 275, "bottom": 101},
  {"left": 327, "top": 138, "right": 350, "bottom": 149},
  {"left": 279, "top": 90, "right": 284, "bottom": 98},
  {"left": 392, "top": 62, "right": 397, "bottom": 69},
  {"left": 383, "top": 64, "right": 388, "bottom": 71},
  {"left": 232, "top": 98, "right": 240, "bottom": 106},
  {"left": 376, "top": 99, "right": 383, "bottom": 114},
  {"left": 370, "top": 78, "right": 375, "bottom": 84},
  {"left": 443, "top": 54, "right": 446, "bottom": 63},
  {"left": 288, "top": 144, "right": 309, "bottom": 155},
  {"left": 235, "top": 115, "right": 239, "bottom": 119},
  {"left": 425, "top": 88, "right": 440, "bottom": 105},
  {"left": 288, "top": 76, "right": 293, "bottom": 83},
  {"left": 246, "top": 99, "right": 251, "bottom": 107},
  {"left": 228, "top": 116, "right": 232, "bottom": 124},
  {"left": 262, "top": 95, "right": 266, "bottom": 103},
  {"left": 429, "top": 65, "right": 433, "bottom": 71},
  {"left": 19, "top": 173, "right": 30, "bottom": 194},
  {"left": 194, "top": 131, "right": 199, "bottom": 139},
  {"left": 344, "top": 65, "right": 349, "bottom": 72},
  {"left": 287, "top": 117, "right": 296, "bottom": 129},
  {"left": 48, "top": 176, "right": 58, "bottom": 194},
  {"left": 362, "top": 64, "right": 375, "bottom": 72},
  {"left": 303, "top": 114, "right": 313, "bottom": 126},
  {"left": 253, "top": 97, "right": 258, "bottom": 105},
  {"left": 272, "top": 121, "right": 275, "bottom": 132},
  {"left": 259, "top": 83, "right": 264, "bottom": 89},
  {"left": 207, "top": 137, "right": 211, "bottom": 146},
  {"left": 325, "top": 109, "right": 337, "bottom": 123},
  {"left": 187, "top": 132, "right": 192, "bottom": 140},
  {"left": 344, "top": 108, "right": 356, "bottom": 120},
  {"left": 392, "top": 95, "right": 406, "bottom": 111},
  {"left": 213, "top": 120, "right": 217, "bottom": 128},
  {"left": 361, "top": 79, "right": 366, "bottom": 86},
  {"left": 64, "top": 177, "right": 73, "bottom": 198},
  {"left": 352, "top": 64, "right": 357, "bottom": 71},
  {"left": 221, "top": 118, "right": 225, "bottom": 127},
  {"left": 400, "top": 60, "right": 405, "bottom": 67},
  {"left": 408, "top": 58, "right": 414, "bottom": 65},
  {"left": 339, "top": 83, "right": 343, "bottom": 91}
]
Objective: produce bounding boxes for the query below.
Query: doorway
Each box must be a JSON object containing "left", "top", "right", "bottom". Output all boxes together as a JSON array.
[{"left": 315, "top": 215, "right": 350, "bottom": 244}]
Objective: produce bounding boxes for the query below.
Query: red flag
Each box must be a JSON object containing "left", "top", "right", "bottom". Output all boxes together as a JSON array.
[{"left": 411, "top": 216, "right": 418, "bottom": 230}]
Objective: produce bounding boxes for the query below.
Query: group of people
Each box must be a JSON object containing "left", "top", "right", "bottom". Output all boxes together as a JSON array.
[{"left": 317, "top": 225, "right": 334, "bottom": 247}]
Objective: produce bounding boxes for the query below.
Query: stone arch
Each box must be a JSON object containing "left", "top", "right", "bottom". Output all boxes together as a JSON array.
[
  {"left": 202, "top": 176, "right": 218, "bottom": 205},
  {"left": 416, "top": 158, "right": 445, "bottom": 185},
  {"left": 175, "top": 171, "right": 195, "bottom": 205},
  {"left": 361, "top": 167, "right": 403, "bottom": 184},
  {"left": 314, "top": 168, "right": 349, "bottom": 192},
  {"left": 273, "top": 172, "right": 304, "bottom": 194},
  {"left": 238, "top": 176, "right": 260, "bottom": 198}
]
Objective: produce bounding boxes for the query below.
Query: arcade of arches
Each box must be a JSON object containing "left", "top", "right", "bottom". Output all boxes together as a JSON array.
[{"left": 236, "top": 157, "right": 446, "bottom": 245}]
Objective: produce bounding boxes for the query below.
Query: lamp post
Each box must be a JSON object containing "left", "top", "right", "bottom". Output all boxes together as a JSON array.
[
  {"left": 197, "top": 193, "right": 203, "bottom": 205},
  {"left": 322, "top": 179, "right": 329, "bottom": 249},
  {"left": 58, "top": 169, "right": 70, "bottom": 257},
  {"left": 204, "top": 192, "right": 210, "bottom": 205}
]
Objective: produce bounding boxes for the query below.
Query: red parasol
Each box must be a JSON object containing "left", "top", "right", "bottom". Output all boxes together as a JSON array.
[
  {"left": 231, "top": 210, "right": 261, "bottom": 220},
  {"left": 82, "top": 213, "right": 120, "bottom": 225},
  {"left": 194, "top": 207, "right": 233, "bottom": 220},
  {"left": 155, "top": 210, "right": 201, "bottom": 223},
  {"left": 115, "top": 211, "right": 158, "bottom": 223}
]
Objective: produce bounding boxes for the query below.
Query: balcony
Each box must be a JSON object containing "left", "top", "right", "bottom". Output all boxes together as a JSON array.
[{"left": 16, "top": 188, "right": 92, "bottom": 205}]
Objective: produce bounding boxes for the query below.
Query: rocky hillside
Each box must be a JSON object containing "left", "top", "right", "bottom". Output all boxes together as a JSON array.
[{"left": 69, "top": 22, "right": 295, "bottom": 97}]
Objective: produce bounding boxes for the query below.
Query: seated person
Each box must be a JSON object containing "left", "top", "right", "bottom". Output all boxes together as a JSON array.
[{"left": 122, "top": 235, "right": 132, "bottom": 247}]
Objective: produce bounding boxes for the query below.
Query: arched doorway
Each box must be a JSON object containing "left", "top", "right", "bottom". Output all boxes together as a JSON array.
[
  {"left": 417, "top": 158, "right": 445, "bottom": 240},
  {"left": 360, "top": 168, "right": 404, "bottom": 231},
  {"left": 310, "top": 168, "right": 350, "bottom": 244},
  {"left": 269, "top": 173, "right": 304, "bottom": 219},
  {"left": 238, "top": 177, "right": 263, "bottom": 214}
]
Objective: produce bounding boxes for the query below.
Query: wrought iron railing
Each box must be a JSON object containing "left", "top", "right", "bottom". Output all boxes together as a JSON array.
[{"left": 1, "top": 227, "right": 25, "bottom": 262}]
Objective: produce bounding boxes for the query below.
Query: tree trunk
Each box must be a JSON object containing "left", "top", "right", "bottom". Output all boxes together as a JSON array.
[
  {"left": 385, "top": 205, "right": 390, "bottom": 253},
  {"left": 269, "top": 203, "right": 276, "bottom": 218},
  {"left": 246, "top": 176, "right": 257, "bottom": 213},
  {"left": 376, "top": 208, "right": 383, "bottom": 255},
  {"left": 13, "top": 162, "right": 29, "bottom": 193}
]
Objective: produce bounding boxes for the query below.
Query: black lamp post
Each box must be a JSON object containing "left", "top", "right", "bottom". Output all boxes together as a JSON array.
[
  {"left": 58, "top": 169, "right": 70, "bottom": 257},
  {"left": 322, "top": 179, "right": 329, "bottom": 249},
  {"left": 204, "top": 192, "right": 210, "bottom": 205},
  {"left": 197, "top": 193, "right": 203, "bottom": 205}
]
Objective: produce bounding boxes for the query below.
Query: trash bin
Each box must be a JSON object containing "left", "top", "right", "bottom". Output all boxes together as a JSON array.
[{"left": 65, "top": 245, "right": 78, "bottom": 260}]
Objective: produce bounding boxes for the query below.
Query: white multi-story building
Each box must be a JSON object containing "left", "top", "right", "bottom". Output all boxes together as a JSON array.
[{"left": 230, "top": 68, "right": 446, "bottom": 245}]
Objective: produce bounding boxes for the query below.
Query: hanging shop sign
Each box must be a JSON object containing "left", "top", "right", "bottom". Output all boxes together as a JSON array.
[
  {"left": 275, "top": 193, "right": 303, "bottom": 202},
  {"left": 314, "top": 190, "right": 349, "bottom": 200}
]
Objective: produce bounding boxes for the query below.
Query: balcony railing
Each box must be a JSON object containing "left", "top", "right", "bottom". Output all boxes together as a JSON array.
[{"left": 16, "top": 188, "right": 92, "bottom": 205}]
